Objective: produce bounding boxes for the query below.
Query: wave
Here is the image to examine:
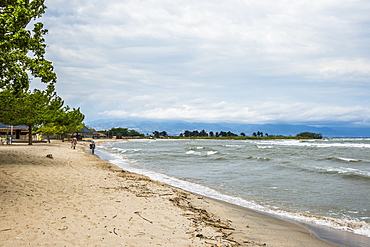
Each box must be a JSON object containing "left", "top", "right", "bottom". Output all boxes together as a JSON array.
[
  {"left": 224, "top": 144, "right": 243, "bottom": 148},
  {"left": 249, "top": 140, "right": 370, "bottom": 149},
  {"left": 110, "top": 147, "right": 128, "bottom": 153},
  {"left": 279, "top": 211, "right": 370, "bottom": 238},
  {"left": 281, "top": 163, "right": 370, "bottom": 180},
  {"left": 257, "top": 145, "right": 273, "bottom": 149},
  {"left": 186, "top": 150, "right": 200, "bottom": 155},
  {"left": 257, "top": 157, "right": 271, "bottom": 161},
  {"left": 245, "top": 156, "right": 271, "bottom": 161},
  {"left": 326, "top": 157, "right": 363, "bottom": 163},
  {"left": 186, "top": 150, "right": 219, "bottom": 156},
  {"left": 207, "top": 151, "right": 218, "bottom": 155},
  {"left": 315, "top": 166, "right": 370, "bottom": 180}
]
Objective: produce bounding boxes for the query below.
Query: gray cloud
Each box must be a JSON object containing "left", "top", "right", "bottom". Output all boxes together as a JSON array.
[{"left": 40, "top": 0, "right": 370, "bottom": 126}]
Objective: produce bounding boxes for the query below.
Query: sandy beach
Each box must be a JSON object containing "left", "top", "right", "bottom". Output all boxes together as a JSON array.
[{"left": 0, "top": 140, "right": 337, "bottom": 246}]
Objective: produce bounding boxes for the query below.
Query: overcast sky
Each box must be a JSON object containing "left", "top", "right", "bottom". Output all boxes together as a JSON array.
[{"left": 36, "top": 0, "right": 370, "bottom": 126}]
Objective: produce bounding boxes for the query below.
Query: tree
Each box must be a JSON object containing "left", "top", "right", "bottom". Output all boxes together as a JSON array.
[
  {"left": 226, "top": 131, "right": 238, "bottom": 137},
  {"left": 199, "top": 130, "right": 208, "bottom": 137},
  {"left": 150, "top": 131, "right": 168, "bottom": 138},
  {"left": 103, "top": 127, "right": 129, "bottom": 137},
  {"left": 184, "top": 130, "right": 191, "bottom": 137},
  {"left": 0, "top": 85, "right": 84, "bottom": 145},
  {"left": 36, "top": 106, "right": 85, "bottom": 142},
  {"left": 98, "top": 128, "right": 143, "bottom": 138},
  {"left": 0, "top": 88, "right": 50, "bottom": 144},
  {"left": 192, "top": 130, "right": 200, "bottom": 137},
  {"left": 128, "top": 129, "right": 142, "bottom": 137},
  {"left": 159, "top": 131, "right": 168, "bottom": 138},
  {"left": 1, "top": 0, "right": 56, "bottom": 92},
  {"left": 219, "top": 131, "right": 226, "bottom": 137},
  {"left": 152, "top": 131, "right": 160, "bottom": 138},
  {"left": 296, "top": 132, "right": 323, "bottom": 139}
]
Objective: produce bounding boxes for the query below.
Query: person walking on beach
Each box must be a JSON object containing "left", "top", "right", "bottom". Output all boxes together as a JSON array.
[
  {"left": 71, "top": 137, "right": 77, "bottom": 149},
  {"left": 89, "top": 140, "right": 96, "bottom": 154}
]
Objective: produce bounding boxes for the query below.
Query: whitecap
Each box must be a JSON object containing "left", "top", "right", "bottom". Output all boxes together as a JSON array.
[
  {"left": 207, "top": 151, "right": 218, "bottom": 155},
  {"left": 186, "top": 150, "right": 201, "bottom": 155},
  {"left": 315, "top": 166, "right": 370, "bottom": 179},
  {"left": 337, "top": 157, "right": 361, "bottom": 162},
  {"left": 257, "top": 145, "right": 273, "bottom": 149}
]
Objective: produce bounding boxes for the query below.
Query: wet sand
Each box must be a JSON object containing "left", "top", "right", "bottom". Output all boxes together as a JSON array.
[{"left": 0, "top": 140, "right": 338, "bottom": 246}]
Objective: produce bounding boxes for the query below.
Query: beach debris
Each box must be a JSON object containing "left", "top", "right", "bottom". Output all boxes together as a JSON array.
[
  {"left": 134, "top": 232, "right": 146, "bottom": 237},
  {"left": 134, "top": 211, "right": 153, "bottom": 224},
  {"left": 159, "top": 193, "right": 174, "bottom": 197},
  {"left": 244, "top": 241, "right": 267, "bottom": 246},
  {"left": 46, "top": 154, "right": 53, "bottom": 159},
  {"left": 135, "top": 192, "right": 153, "bottom": 198},
  {"left": 100, "top": 160, "right": 254, "bottom": 246},
  {"left": 58, "top": 226, "right": 68, "bottom": 231},
  {"left": 169, "top": 196, "right": 240, "bottom": 246}
]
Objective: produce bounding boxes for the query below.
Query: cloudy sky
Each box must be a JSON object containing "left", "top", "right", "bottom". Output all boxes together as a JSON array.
[{"left": 35, "top": 0, "right": 370, "bottom": 126}]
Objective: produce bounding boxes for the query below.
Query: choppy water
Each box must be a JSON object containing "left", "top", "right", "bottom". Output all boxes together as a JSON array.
[{"left": 97, "top": 138, "right": 370, "bottom": 244}]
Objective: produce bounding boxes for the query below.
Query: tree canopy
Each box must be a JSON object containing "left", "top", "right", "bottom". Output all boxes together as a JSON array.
[
  {"left": 296, "top": 132, "right": 323, "bottom": 139},
  {"left": 1, "top": 0, "right": 56, "bottom": 92},
  {"left": 99, "top": 127, "right": 144, "bottom": 138},
  {"left": 0, "top": 1, "right": 85, "bottom": 144},
  {"left": 0, "top": 85, "right": 84, "bottom": 144}
]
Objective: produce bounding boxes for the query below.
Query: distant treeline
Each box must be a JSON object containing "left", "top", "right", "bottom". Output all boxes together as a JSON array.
[
  {"left": 296, "top": 132, "right": 323, "bottom": 139},
  {"left": 98, "top": 127, "right": 322, "bottom": 139},
  {"left": 98, "top": 127, "right": 144, "bottom": 138},
  {"left": 154, "top": 130, "right": 323, "bottom": 139}
]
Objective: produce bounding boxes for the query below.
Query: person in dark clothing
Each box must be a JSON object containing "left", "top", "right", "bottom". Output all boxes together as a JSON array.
[{"left": 89, "top": 140, "right": 96, "bottom": 154}]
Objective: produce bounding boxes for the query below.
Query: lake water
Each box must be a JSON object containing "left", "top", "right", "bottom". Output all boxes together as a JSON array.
[{"left": 96, "top": 138, "right": 370, "bottom": 246}]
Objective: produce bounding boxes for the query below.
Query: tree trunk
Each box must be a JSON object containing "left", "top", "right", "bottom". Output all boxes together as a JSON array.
[{"left": 28, "top": 125, "right": 33, "bottom": 145}]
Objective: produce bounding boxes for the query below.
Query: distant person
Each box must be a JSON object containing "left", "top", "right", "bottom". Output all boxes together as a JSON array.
[
  {"left": 71, "top": 137, "right": 77, "bottom": 149},
  {"left": 89, "top": 140, "right": 96, "bottom": 154}
]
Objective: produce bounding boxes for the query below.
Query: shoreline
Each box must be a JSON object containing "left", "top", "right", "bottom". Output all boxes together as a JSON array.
[
  {"left": 0, "top": 140, "right": 339, "bottom": 246},
  {"left": 97, "top": 139, "right": 370, "bottom": 247},
  {"left": 201, "top": 197, "right": 370, "bottom": 247},
  {"left": 92, "top": 139, "right": 349, "bottom": 246}
]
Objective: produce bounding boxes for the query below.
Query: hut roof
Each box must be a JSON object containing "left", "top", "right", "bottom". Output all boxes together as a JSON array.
[
  {"left": 76, "top": 126, "right": 93, "bottom": 133},
  {"left": 0, "top": 123, "right": 28, "bottom": 130}
]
